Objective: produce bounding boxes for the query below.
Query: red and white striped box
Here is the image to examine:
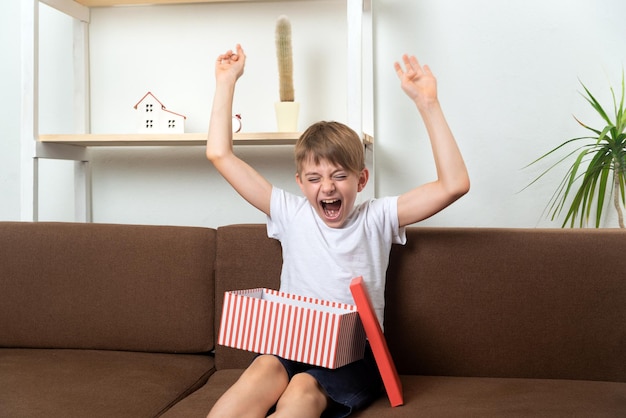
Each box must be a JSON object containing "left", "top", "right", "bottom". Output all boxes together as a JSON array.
[{"left": 218, "top": 288, "right": 367, "bottom": 369}]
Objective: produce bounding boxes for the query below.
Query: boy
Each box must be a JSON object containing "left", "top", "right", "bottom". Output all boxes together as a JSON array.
[{"left": 206, "top": 44, "right": 469, "bottom": 418}]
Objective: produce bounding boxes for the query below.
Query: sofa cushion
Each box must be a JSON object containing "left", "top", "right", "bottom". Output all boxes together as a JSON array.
[
  {"left": 0, "top": 222, "right": 216, "bottom": 353},
  {"left": 160, "top": 369, "right": 244, "bottom": 417},
  {"left": 351, "top": 376, "right": 626, "bottom": 417},
  {"left": 161, "top": 371, "right": 626, "bottom": 417},
  {"left": 0, "top": 348, "right": 214, "bottom": 418}
]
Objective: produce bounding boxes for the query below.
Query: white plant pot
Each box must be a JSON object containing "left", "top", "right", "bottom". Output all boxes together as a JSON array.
[{"left": 274, "top": 102, "right": 300, "bottom": 132}]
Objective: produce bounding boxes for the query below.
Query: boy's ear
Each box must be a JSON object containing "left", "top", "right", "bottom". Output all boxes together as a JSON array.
[
  {"left": 357, "top": 168, "right": 369, "bottom": 192},
  {"left": 295, "top": 172, "right": 305, "bottom": 192}
]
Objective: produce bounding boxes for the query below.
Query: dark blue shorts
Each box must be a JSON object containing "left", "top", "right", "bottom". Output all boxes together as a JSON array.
[{"left": 273, "top": 343, "right": 382, "bottom": 418}]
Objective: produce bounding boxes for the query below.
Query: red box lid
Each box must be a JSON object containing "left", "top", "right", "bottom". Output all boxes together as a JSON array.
[{"left": 350, "top": 276, "right": 404, "bottom": 407}]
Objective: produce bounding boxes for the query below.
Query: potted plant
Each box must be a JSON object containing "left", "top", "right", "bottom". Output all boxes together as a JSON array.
[
  {"left": 274, "top": 15, "right": 299, "bottom": 132},
  {"left": 525, "top": 74, "right": 626, "bottom": 228}
]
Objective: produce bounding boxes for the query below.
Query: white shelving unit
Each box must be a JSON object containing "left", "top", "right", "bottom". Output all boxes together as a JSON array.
[{"left": 21, "top": 0, "right": 373, "bottom": 222}]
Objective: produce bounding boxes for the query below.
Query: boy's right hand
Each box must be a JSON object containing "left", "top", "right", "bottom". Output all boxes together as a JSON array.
[{"left": 215, "top": 44, "right": 246, "bottom": 83}]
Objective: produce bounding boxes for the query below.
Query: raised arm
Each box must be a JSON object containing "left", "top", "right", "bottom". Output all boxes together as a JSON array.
[
  {"left": 206, "top": 44, "right": 272, "bottom": 216},
  {"left": 394, "top": 54, "right": 470, "bottom": 227}
]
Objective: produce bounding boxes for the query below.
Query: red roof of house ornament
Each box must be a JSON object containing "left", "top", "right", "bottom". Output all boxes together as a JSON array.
[{"left": 134, "top": 91, "right": 187, "bottom": 119}]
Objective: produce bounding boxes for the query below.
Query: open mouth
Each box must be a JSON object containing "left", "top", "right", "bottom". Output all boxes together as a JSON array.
[{"left": 321, "top": 199, "right": 342, "bottom": 220}]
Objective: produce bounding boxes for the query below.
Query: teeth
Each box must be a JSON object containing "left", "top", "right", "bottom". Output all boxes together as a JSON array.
[{"left": 322, "top": 199, "right": 338, "bottom": 204}]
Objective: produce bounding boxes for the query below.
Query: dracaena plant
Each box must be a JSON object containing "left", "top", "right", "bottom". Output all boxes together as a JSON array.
[{"left": 524, "top": 74, "right": 626, "bottom": 228}]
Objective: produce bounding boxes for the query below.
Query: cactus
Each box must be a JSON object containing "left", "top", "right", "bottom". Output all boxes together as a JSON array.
[{"left": 275, "top": 15, "right": 294, "bottom": 102}]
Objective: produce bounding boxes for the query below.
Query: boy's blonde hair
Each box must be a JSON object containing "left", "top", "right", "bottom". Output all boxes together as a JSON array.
[{"left": 295, "top": 121, "right": 365, "bottom": 175}]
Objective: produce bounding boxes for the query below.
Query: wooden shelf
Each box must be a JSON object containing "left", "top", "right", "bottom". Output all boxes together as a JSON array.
[
  {"left": 24, "top": 0, "right": 370, "bottom": 223},
  {"left": 38, "top": 132, "right": 301, "bottom": 147},
  {"left": 74, "top": 0, "right": 314, "bottom": 7}
]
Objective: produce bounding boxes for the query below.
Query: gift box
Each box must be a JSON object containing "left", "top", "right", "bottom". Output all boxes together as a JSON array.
[{"left": 218, "top": 288, "right": 366, "bottom": 369}]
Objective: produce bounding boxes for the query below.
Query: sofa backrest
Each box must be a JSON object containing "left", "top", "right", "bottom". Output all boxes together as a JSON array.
[
  {"left": 0, "top": 222, "right": 215, "bottom": 354},
  {"left": 214, "top": 224, "right": 282, "bottom": 369},
  {"left": 213, "top": 225, "right": 626, "bottom": 384},
  {"left": 385, "top": 227, "right": 626, "bottom": 383}
]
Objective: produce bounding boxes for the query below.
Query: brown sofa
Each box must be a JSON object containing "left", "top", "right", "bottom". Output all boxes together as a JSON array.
[{"left": 1, "top": 222, "right": 625, "bottom": 417}]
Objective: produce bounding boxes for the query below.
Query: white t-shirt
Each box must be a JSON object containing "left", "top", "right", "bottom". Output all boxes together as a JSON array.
[{"left": 267, "top": 187, "right": 406, "bottom": 327}]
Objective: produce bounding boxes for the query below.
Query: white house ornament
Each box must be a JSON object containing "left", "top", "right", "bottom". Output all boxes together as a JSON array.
[{"left": 134, "top": 92, "right": 186, "bottom": 134}]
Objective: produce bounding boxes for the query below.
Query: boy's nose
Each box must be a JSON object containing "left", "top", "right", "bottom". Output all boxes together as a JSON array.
[{"left": 322, "top": 179, "right": 335, "bottom": 193}]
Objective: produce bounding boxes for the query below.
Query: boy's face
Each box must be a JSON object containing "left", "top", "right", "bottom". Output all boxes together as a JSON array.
[{"left": 296, "top": 157, "right": 369, "bottom": 228}]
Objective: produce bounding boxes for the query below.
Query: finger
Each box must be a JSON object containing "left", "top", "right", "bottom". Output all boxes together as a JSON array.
[
  {"left": 393, "top": 61, "right": 403, "bottom": 77},
  {"left": 231, "top": 44, "right": 245, "bottom": 62},
  {"left": 407, "top": 55, "right": 423, "bottom": 76},
  {"left": 217, "top": 50, "right": 232, "bottom": 63},
  {"left": 402, "top": 54, "right": 412, "bottom": 69},
  {"left": 397, "top": 54, "right": 415, "bottom": 79}
]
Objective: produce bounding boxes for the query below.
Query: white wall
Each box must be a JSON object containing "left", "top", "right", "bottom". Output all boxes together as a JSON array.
[
  {"left": 374, "top": 0, "right": 626, "bottom": 227},
  {"left": 6, "top": 0, "right": 626, "bottom": 228}
]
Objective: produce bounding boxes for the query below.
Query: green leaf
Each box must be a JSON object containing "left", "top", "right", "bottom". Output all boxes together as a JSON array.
[
  {"left": 581, "top": 82, "right": 612, "bottom": 125},
  {"left": 525, "top": 72, "right": 626, "bottom": 228},
  {"left": 595, "top": 164, "right": 611, "bottom": 227},
  {"left": 620, "top": 169, "right": 626, "bottom": 206}
]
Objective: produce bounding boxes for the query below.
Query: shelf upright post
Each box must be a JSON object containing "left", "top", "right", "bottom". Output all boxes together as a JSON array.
[
  {"left": 22, "top": 0, "right": 92, "bottom": 222},
  {"left": 20, "top": 0, "right": 39, "bottom": 221},
  {"left": 71, "top": 7, "right": 93, "bottom": 222},
  {"left": 347, "top": 0, "right": 375, "bottom": 199},
  {"left": 346, "top": 0, "right": 362, "bottom": 135}
]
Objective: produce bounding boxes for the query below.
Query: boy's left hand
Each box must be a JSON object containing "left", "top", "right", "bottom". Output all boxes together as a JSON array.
[{"left": 394, "top": 54, "right": 438, "bottom": 107}]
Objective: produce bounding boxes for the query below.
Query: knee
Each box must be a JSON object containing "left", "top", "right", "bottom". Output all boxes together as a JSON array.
[
  {"left": 248, "top": 355, "right": 287, "bottom": 379},
  {"left": 239, "top": 355, "right": 289, "bottom": 390},
  {"left": 207, "top": 356, "right": 288, "bottom": 418},
  {"left": 279, "top": 373, "right": 328, "bottom": 410}
]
